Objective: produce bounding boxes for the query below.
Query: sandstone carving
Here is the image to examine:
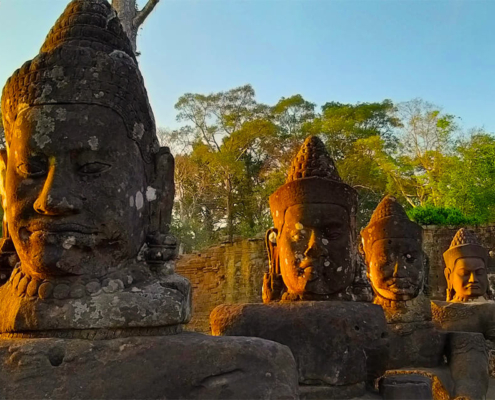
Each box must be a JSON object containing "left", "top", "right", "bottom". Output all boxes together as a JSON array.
[
  {"left": 361, "top": 195, "right": 430, "bottom": 324},
  {"left": 431, "top": 229, "right": 495, "bottom": 381},
  {"left": 0, "top": 1, "right": 299, "bottom": 398},
  {"left": 361, "top": 196, "right": 489, "bottom": 399},
  {"left": 212, "top": 137, "right": 388, "bottom": 399},
  {"left": 263, "top": 135, "right": 360, "bottom": 302},
  {"left": 443, "top": 228, "right": 489, "bottom": 302}
]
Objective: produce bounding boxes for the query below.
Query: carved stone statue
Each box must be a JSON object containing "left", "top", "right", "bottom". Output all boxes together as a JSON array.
[
  {"left": 212, "top": 136, "right": 389, "bottom": 399},
  {"left": 361, "top": 195, "right": 431, "bottom": 323},
  {"left": 263, "top": 135, "right": 360, "bottom": 302},
  {"left": 0, "top": 0, "right": 188, "bottom": 335},
  {"left": 443, "top": 228, "right": 489, "bottom": 302},
  {"left": 432, "top": 229, "right": 495, "bottom": 371},
  {"left": 0, "top": 1, "right": 299, "bottom": 398},
  {"left": 361, "top": 197, "right": 489, "bottom": 399}
]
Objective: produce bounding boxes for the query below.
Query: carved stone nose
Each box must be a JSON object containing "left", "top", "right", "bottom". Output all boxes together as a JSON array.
[{"left": 34, "top": 193, "right": 82, "bottom": 216}]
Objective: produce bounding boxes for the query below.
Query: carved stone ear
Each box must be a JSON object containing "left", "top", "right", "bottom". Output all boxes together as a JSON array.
[
  {"left": 444, "top": 267, "right": 453, "bottom": 301},
  {"left": 149, "top": 147, "right": 175, "bottom": 234},
  {"left": 0, "top": 149, "right": 8, "bottom": 238},
  {"left": 263, "top": 227, "right": 284, "bottom": 303},
  {"left": 265, "top": 227, "right": 278, "bottom": 275}
]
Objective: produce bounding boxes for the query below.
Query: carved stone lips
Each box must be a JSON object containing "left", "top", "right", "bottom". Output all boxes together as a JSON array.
[{"left": 387, "top": 278, "right": 413, "bottom": 288}]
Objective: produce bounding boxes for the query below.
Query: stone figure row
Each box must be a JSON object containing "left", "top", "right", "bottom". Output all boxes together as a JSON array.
[
  {"left": 0, "top": 0, "right": 491, "bottom": 398},
  {"left": 212, "top": 135, "right": 492, "bottom": 399}
]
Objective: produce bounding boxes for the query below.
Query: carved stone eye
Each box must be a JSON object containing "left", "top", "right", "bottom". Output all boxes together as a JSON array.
[
  {"left": 17, "top": 161, "right": 46, "bottom": 177},
  {"left": 79, "top": 162, "right": 111, "bottom": 175}
]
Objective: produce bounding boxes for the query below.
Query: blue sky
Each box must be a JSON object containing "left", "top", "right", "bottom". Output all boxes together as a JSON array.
[{"left": 1, "top": 0, "right": 495, "bottom": 132}]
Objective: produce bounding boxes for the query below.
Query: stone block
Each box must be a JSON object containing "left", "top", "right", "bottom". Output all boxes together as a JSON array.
[
  {"left": 0, "top": 332, "right": 299, "bottom": 399},
  {"left": 211, "top": 301, "right": 389, "bottom": 390},
  {"left": 380, "top": 375, "right": 432, "bottom": 400}
]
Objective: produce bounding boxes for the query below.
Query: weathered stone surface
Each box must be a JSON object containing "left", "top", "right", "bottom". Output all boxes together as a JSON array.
[
  {"left": 387, "top": 321, "right": 446, "bottom": 369},
  {"left": 443, "top": 228, "right": 489, "bottom": 302},
  {"left": 0, "top": 333, "right": 299, "bottom": 399},
  {"left": 0, "top": 268, "right": 191, "bottom": 334},
  {"left": 0, "top": 0, "right": 189, "bottom": 335},
  {"left": 432, "top": 300, "right": 495, "bottom": 340},
  {"left": 380, "top": 375, "right": 433, "bottom": 400},
  {"left": 423, "top": 224, "right": 495, "bottom": 300},
  {"left": 448, "top": 332, "right": 489, "bottom": 400},
  {"left": 361, "top": 196, "right": 426, "bottom": 309},
  {"left": 263, "top": 136, "right": 363, "bottom": 303},
  {"left": 299, "top": 383, "right": 365, "bottom": 400},
  {"left": 175, "top": 237, "right": 268, "bottom": 333},
  {"left": 211, "top": 301, "right": 389, "bottom": 391},
  {"left": 361, "top": 198, "right": 489, "bottom": 399}
]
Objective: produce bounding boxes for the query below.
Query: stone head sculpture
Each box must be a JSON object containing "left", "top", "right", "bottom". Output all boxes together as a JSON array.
[
  {"left": 263, "top": 136, "right": 358, "bottom": 302},
  {"left": 443, "top": 228, "right": 488, "bottom": 302},
  {"left": 361, "top": 196, "right": 424, "bottom": 302},
  {"left": 0, "top": 0, "right": 189, "bottom": 336}
]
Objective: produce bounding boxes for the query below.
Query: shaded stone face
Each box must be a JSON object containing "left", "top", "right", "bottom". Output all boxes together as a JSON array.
[
  {"left": 450, "top": 257, "right": 488, "bottom": 301},
  {"left": 6, "top": 104, "right": 147, "bottom": 280},
  {"left": 278, "top": 203, "right": 353, "bottom": 296},
  {"left": 368, "top": 238, "right": 423, "bottom": 301}
]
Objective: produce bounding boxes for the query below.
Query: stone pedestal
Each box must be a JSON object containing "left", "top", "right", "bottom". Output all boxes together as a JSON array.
[
  {"left": 210, "top": 301, "right": 389, "bottom": 399},
  {"left": 387, "top": 321, "right": 446, "bottom": 369},
  {"left": 0, "top": 332, "right": 299, "bottom": 399},
  {"left": 432, "top": 300, "right": 495, "bottom": 340}
]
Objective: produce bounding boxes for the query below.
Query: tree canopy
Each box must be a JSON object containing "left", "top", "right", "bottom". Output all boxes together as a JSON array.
[{"left": 160, "top": 85, "right": 495, "bottom": 251}]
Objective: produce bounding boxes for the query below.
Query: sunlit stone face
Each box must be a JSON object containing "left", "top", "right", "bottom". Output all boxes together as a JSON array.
[
  {"left": 368, "top": 238, "right": 423, "bottom": 301},
  {"left": 5, "top": 104, "right": 148, "bottom": 280},
  {"left": 451, "top": 257, "right": 488, "bottom": 301},
  {"left": 277, "top": 203, "right": 354, "bottom": 296}
]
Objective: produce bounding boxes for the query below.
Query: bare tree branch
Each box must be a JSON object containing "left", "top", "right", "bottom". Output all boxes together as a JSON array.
[{"left": 134, "top": 0, "right": 160, "bottom": 29}]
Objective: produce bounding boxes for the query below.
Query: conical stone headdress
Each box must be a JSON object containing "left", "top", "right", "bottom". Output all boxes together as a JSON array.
[
  {"left": 361, "top": 196, "right": 422, "bottom": 263},
  {"left": 269, "top": 136, "right": 357, "bottom": 230},
  {"left": 1, "top": 0, "right": 159, "bottom": 163},
  {"left": 443, "top": 228, "right": 488, "bottom": 272}
]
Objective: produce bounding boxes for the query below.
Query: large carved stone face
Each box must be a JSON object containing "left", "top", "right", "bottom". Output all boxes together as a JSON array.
[
  {"left": 368, "top": 238, "right": 423, "bottom": 301},
  {"left": 450, "top": 257, "right": 488, "bottom": 301},
  {"left": 5, "top": 104, "right": 148, "bottom": 280},
  {"left": 277, "top": 203, "right": 353, "bottom": 296}
]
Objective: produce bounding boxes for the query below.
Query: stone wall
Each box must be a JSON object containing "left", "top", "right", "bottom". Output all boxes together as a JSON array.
[
  {"left": 176, "top": 237, "right": 268, "bottom": 333},
  {"left": 177, "top": 225, "right": 495, "bottom": 332},
  {"left": 423, "top": 225, "right": 495, "bottom": 300}
]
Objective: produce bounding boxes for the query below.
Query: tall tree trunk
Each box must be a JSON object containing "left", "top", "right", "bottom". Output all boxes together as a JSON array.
[
  {"left": 112, "top": 0, "right": 161, "bottom": 53},
  {"left": 226, "top": 176, "right": 234, "bottom": 242}
]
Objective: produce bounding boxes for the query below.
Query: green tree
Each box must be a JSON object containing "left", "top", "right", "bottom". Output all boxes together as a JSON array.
[
  {"left": 392, "top": 99, "right": 458, "bottom": 207},
  {"left": 171, "top": 85, "right": 277, "bottom": 244},
  {"left": 305, "top": 100, "right": 402, "bottom": 226},
  {"left": 439, "top": 133, "right": 495, "bottom": 222}
]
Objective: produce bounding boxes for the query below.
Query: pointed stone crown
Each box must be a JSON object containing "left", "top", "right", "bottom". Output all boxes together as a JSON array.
[
  {"left": 286, "top": 136, "right": 341, "bottom": 183},
  {"left": 2, "top": 0, "right": 159, "bottom": 163},
  {"left": 41, "top": 0, "right": 135, "bottom": 59},
  {"left": 269, "top": 136, "right": 357, "bottom": 231},
  {"left": 361, "top": 196, "right": 422, "bottom": 262},
  {"left": 450, "top": 228, "right": 481, "bottom": 248},
  {"left": 368, "top": 196, "right": 409, "bottom": 225},
  {"left": 443, "top": 228, "right": 487, "bottom": 272}
]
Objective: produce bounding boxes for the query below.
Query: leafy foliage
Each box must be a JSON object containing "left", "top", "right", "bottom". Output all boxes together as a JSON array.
[
  {"left": 160, "top": 86, "right": 495, "bottom": 250},
  {"left": 407, "top": 205, "right": 481, "bottom": 226}
]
